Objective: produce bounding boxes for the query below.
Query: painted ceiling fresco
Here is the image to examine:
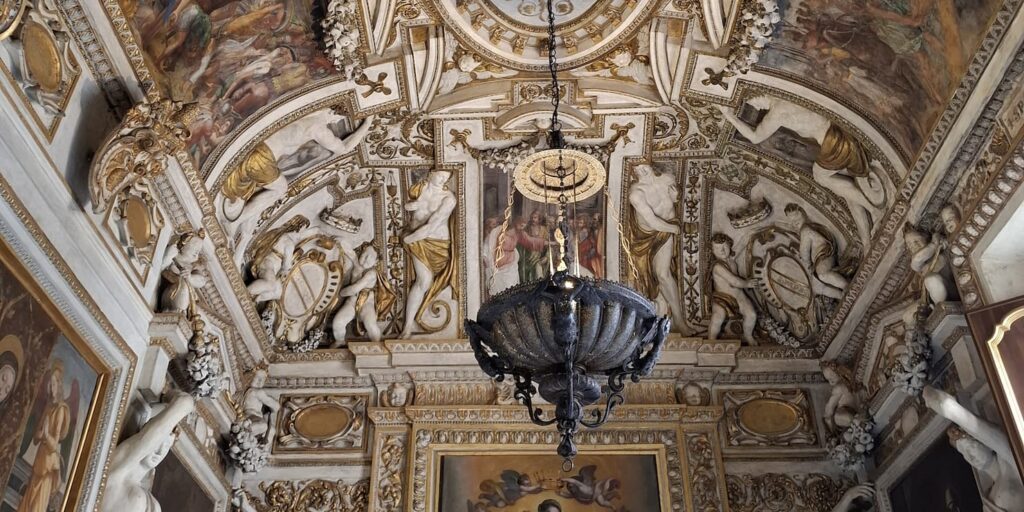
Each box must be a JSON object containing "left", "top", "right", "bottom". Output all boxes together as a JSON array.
[{"left": 103, "top": 0, "right": 1010, "bottom": 365}]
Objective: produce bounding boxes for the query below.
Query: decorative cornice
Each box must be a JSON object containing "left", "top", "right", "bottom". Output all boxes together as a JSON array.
[{"left": 56, "top": 0, "right": 131, "bottom": 112}]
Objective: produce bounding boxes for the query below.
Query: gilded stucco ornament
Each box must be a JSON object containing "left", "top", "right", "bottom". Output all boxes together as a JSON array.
[
  {"left": 88, "top": 99, "right": 198, "bottom": 215},
  {"left": 275, "top": 394, "right": 367, "bottom": 452},
  {"left": 0, "top": 0, "right": 27, "bottom": 41},
  {"left": 234, "top": 479, "right": 369, "bottom": 512}
]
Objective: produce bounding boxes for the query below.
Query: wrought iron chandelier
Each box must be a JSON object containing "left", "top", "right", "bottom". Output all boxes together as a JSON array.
[{"left": 465, "top": 0, "right": 670, "bottom": 468}]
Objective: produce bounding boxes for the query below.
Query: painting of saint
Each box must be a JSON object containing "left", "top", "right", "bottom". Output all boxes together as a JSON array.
[
  {"left": 150, "top": 451, "right": 215, "bottom": 512},
  {"left": 0, "top": 243, "right": 108, "bottom": 512},
  {"left": 2, "top": 337, "right": 99, "bottom": 512},
  {"left": 126, "top": 0, "right": 336, "bottom": 165},
  {"left": 889, "top": 436, "right": 984, "bottom": 512},
  {"left": 439, "top": 453, "right": 662, "bottom": 511},
  {"left": 759, "top": 0, "right": 1002, "bottom": 159},
  {"left": 480, "top": 162, "right": 606, "bottom": 300}
]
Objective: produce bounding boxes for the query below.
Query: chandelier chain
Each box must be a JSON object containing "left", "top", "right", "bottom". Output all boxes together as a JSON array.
[{"left": 547, "top": 0, "right": 560, "bottom": 133}]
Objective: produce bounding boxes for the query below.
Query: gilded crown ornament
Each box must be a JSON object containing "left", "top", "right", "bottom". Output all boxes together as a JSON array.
[{"left": 465, "top": 0, "right": 668, "bottom": 469}]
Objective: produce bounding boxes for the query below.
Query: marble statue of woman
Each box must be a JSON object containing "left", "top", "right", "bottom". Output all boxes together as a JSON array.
[
  {"left": 628, "top": 164, "right": 685, "bottom": 329},
  {"left": 400, "top": 170, "right": 458, "bottom": 338},
  {"left": 718, "top": 97, "right": 887, "bottom": 243},
  {"left": 160, "top": 230, "right": 207, "bottom": 313},
  {"left": 101, "top": 392, "right": 195, "bottom": 512},
  {"left": 923, "top": 385, "right": 1024, "bottom": 512},
  {"left": 17, "top": 363, "right": 70, "bottom": 512}
]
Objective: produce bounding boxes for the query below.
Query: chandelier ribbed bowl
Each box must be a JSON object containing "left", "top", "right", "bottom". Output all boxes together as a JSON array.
[{"left": 466, "top": 273, "right": 669, "bottom": 461}]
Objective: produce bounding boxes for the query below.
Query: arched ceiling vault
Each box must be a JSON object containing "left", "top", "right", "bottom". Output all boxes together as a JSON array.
[{"left": 107, "top": 0, "right": 1007, "bottom": 372}]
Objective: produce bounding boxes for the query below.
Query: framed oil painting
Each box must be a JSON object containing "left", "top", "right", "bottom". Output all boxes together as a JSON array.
[
  {"left": 0, "top": 241, "right": 110, "bottom": 512},
  {"left": 438, "top": 452, "right": 664, "bottom": 512},
  {"left": 151, "top": 449, "right": 215, "bottom": 512},
  {"left": 889, "top": 436, "right": 984, "bottom": 512}
]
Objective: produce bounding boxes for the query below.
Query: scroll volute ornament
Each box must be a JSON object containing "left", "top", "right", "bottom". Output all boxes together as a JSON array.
[{"left": 88, "top": 99, "right": 199, "bottom": 214}]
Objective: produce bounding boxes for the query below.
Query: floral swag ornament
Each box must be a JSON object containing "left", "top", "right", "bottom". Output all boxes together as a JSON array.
[
  {"left": 186, "top": 314, "right": 224, "bottom": 398},
  {"left": 827, "top": 414, "right": 876, "bottom": 471},
  {"left": 227, "top": 418, "right": 270, "bottom": 473},
  {"left": 889, "top": 304, "right": 933, "bottom": 397},
  {"left": 723, "top": 0, "right": 781, "bottom": 76},
  {"left": 322, "top": 0, "right": 363, "bottom": 80}
]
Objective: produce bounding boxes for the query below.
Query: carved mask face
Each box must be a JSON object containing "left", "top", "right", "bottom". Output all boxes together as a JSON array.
[
  {"left": 388, "top": 385, "right": 408, "bottom": 406},
  {"left": 940, "top": 208, "right": 960, "bottom": 235},
  {"left": 681, "top": 385, "right": 704, "bottom": 406},
  {"left": 0, "top": 364, "right": 15, "bottom": 402},
  {"left": 252, "top": 370, "right": 268, "bottom": 388}
]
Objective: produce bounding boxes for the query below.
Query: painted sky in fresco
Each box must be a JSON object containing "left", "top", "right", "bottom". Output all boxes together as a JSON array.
[
  {"left": 760, "top": 0, "right": 1002, "bottom": 161},
  {"left": 128, "top": 0, "right": 334, "bottom": 166}
]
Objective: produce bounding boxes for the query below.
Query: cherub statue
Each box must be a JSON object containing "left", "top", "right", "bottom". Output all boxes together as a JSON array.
[
  {"left": 903, "top": 222, "right": 949, "bottom": 305},
  {"left": 330, "top": 246, "right": 384, "bottom": 347},
  {"left": 246, "top": 216, "right": 320, "bottom": 304},
  {"left": 785, "top": 203, "right": 847, "bottom": 299},
  {"left": 708, "top": 233, "right": 758, "bottom": 344},
  {"left": 923, "top": 385, "right": 1024, "bottom": 511},
  {"left": 160, "top": 230, "right": 207, "bottom": 313},
  {"left": 101, "top": 392, "right": 195, "bottom": 512},
  {"left": 821, "top": 360, "right": 862, "bottom": 432},
  {"left": 241, "top": 368, "right": 279, "bottom": 440}
]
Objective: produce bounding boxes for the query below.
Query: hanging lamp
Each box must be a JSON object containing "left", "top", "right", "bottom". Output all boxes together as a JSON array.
[{"left": 465, "top": 0, "right": 670, "bottom": 469}]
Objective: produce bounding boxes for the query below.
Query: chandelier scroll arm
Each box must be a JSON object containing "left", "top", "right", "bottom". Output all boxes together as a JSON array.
[{"left": 514, "top": 374, "right": 557, "bottom": 426}]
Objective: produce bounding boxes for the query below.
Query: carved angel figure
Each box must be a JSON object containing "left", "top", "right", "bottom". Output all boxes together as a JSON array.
[
  {"left": 903, "top": 223, "right": 949, "bottom": 305},
  {"left": 438, "top": 30, "right": 518, "bottom": 95},
  {"left": 708, "top": 233, "right": 758, "bottom": 344},
  {"left": 159, "top": 230, "right": 206, "bottom": 313},
  {"left": 330, "top": 246, "right": 392, "bottom": 346},
  {"left": 821, "top": 360, "right": 862, "bottom": 432},
  {"left": 246, "top": 216, "right": 320, "bottom": 304}
]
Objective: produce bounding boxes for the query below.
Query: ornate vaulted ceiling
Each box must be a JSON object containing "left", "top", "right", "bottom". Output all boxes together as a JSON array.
[{"left": 105, "top": 0, "right": 1005, "bottom": 370}]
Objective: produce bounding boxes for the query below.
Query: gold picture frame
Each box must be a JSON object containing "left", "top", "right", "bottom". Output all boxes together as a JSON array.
[{"left": 0, "top": 238, "right": 111, "bottom": 511}]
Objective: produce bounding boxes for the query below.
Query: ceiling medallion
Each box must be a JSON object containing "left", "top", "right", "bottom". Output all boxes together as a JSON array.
[
  {"left": 466, "top": 0, "right": 668, "bottom": 469},
  {"left": 429, "top": 0, "right": 658, "bottom": 71},
  {"left": 513, "top": 148, "right": 606, "bottom": 203}
]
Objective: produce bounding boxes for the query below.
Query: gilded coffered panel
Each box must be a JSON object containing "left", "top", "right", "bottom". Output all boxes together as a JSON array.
[
  {"left": 720, "top": 388, "right": 819, "bottom": 451},
  {"left": 0, "top": 0, "right": 80, "bottom": 139},
  {"left": 274, "top": 393, "right": 369, "bottom": 454}
]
